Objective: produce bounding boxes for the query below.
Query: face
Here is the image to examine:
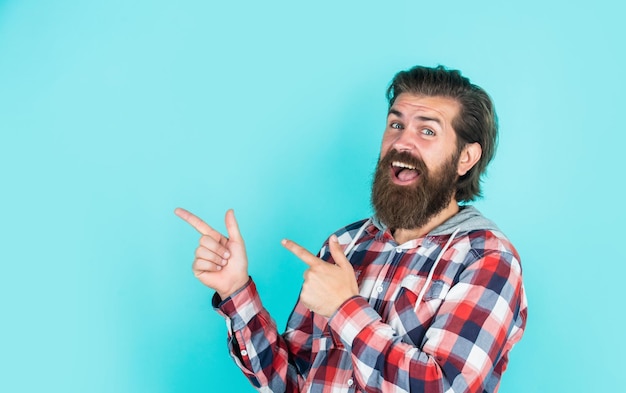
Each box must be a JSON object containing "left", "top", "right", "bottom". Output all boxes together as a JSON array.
[
  {"left": 371, "top": 93, "right": 465, "bottom": 230},
  {"left": 381, "top": 93, "right": 463, "bottom": 178}
]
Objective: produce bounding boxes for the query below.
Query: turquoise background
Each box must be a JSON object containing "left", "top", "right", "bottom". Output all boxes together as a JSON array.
[{"left": 1, "top": 0, "right": 624, "bottom": 392}]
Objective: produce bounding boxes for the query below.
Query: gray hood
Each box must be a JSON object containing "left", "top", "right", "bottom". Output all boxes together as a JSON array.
[{"left": 372, "top": 205, "right": 500, "bottom": 237}]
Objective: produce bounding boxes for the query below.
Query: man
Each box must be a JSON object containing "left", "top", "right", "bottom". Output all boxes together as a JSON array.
[{"left": 175, "top": 65, "right": 527, "bottom": 392}]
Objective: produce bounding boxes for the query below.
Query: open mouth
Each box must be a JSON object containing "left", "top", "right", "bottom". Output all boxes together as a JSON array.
[{"left": 391, "top": 161, "right": 420, "bottom": 184}]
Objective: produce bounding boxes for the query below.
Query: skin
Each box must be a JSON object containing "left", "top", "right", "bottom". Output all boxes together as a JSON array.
[
  {"left": 383, "top": 93, "right": 481, "bottom": 243},
  {"left": 175, "top": 208, "right": 356, "bottom": 316},
  {"left": 174, "top": 93, "right": 482, "bottom": 317},
  {"left": 174, "top": 208, "right": 249, "bottom": 300}
]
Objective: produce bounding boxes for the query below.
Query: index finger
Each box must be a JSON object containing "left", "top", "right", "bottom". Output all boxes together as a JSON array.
[
  {"left": 174, "top": 207, "right": 221, "bottom": 238},
  {"left": 281, "top": 238, "right": 320, "bottom": 267}
]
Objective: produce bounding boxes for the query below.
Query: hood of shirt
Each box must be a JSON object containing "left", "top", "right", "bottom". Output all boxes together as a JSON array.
[{"left": 372, "top": 205, "right": 501, "bottom": 237}]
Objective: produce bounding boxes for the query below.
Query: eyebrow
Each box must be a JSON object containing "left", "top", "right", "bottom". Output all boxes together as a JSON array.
[{"left": 387, "top": 109, "right": 442, "bottom": 126}]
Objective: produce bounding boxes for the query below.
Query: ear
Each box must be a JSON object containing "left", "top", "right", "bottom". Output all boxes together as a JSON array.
[{"left": 457, "top": 142, "right": 482, "bottom": 176}]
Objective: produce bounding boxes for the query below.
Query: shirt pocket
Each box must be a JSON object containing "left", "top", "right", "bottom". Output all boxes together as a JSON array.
[{"left": 386, "top": 275, "right": 451, "bottom": 346}]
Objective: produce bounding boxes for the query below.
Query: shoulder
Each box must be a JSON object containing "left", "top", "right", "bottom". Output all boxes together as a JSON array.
[
  {"left": 330, "top": 217, "right": 377, "bottom": 247},
  {"left": 449, "top": 229, "right": 522, "bottom": 276},
  {"left": 465, "top": 229, "right": 520, "bottom": 260},
  {"left": 332, "top": 218, "right": 371, "bottom": 237},
  {"left": 440, "top": 206, "right": 521, "bottom": 264},
  {"left": 316, "top": 218, "right": 373, "bottom": 259}
]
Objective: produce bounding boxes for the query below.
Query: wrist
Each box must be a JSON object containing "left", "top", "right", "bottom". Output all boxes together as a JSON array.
[{"left": 217, "top": 277, "right": 251, "bottom": 300}]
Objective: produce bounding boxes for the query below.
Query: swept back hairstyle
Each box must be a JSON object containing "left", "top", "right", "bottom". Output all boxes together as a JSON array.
[{"left": 386, "top": 65, "right": 498, "bottom": 202}]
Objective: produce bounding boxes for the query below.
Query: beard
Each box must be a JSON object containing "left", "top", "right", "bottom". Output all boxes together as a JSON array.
[{"left": 371, "top": 149, "right": 460, "bottom": 230}]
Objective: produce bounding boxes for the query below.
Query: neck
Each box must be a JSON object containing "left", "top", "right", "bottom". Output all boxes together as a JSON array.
[{"left": 392, "top": 199, "right": 460, "bottom": 244}]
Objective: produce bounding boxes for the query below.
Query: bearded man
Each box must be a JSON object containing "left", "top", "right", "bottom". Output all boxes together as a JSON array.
[{"left": 176, "top": 65, "right": 527, "bottom": 393}]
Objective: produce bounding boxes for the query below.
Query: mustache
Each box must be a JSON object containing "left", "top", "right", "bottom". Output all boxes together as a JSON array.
[{"left": 380, "top": 149, "right": 427, "bottom": 174}]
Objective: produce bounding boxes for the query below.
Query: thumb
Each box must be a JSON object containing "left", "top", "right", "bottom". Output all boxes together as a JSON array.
[
  {"left": 328, "top": 234, "right": 351, "bottom": 269},
  {"left": 225, "top": 209, "right": 243, "bottom": 243}
]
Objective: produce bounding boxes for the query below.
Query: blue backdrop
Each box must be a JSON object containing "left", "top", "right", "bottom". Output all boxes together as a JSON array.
[{"left": 1, "top": 0, "right": 624, "bottom": 392}]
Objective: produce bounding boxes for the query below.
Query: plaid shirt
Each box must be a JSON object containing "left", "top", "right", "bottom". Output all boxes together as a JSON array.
[{"left": 215, "top": 209, "right": 527, "bottom": 392}]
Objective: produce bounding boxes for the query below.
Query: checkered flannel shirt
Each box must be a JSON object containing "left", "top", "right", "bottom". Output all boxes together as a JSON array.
[{"left": 214, "top": 216, "right": 527, "bottom": 392}]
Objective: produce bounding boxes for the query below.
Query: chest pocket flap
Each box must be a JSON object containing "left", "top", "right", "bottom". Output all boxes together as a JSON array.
[{"left": 386, "top": 274, "right": 451, "bottom": 345}]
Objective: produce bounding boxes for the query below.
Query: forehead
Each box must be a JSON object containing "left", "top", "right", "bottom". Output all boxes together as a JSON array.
[{"left": 388, "top": 93, "right": 461, "bottom": 123}]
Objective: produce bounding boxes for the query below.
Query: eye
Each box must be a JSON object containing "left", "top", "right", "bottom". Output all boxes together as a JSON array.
[
  {"left": 421, "top": 128, "right": 435, "bottom": 136},
  {"left": 390, "top": 122, "right": 403, "bottom": 129}
]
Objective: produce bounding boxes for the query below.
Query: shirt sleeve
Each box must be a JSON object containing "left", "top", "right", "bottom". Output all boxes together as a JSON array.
[
  {"left": 328, "top": 249, "right": 526, "bottom": 393},
  {"left": 214, "top": 278, "right": 313, "bottom": 392}
]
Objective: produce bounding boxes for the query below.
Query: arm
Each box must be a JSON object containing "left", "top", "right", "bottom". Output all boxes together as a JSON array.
[
  {"left": 213, "top": 279, "right": 312, "bottom": 392},
  {"left": 175, "top": 208, "right": 314, "bottom": 392}
]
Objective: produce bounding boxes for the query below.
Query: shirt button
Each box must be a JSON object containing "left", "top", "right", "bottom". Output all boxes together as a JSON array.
[
  {"left": 241, "top": 350, "right": 248, "bottom": 356},
  {"left": 395, "top": 246, "right": 402, "bottom": 252},
  {"left": 376, "top": 286, "right": 383, "bottom": 293},
  {"left": 347, "top": 378, "right": 354, "bottom": 386}
]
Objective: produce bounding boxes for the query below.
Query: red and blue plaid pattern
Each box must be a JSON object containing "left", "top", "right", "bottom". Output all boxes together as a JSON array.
[{"left": 215, "top": 218, "right": 527, "bottom": 392}]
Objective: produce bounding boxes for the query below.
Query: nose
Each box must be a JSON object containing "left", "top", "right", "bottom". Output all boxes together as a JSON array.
[{"left": 392, "top": 130, "right": 416, "bottom": 152}]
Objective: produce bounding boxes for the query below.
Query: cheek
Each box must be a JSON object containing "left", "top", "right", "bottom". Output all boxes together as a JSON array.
[{"left": 421, "top": 153, "right": 443, "bottom": 174}]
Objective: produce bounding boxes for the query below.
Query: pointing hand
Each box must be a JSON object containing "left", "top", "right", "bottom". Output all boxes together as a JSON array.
[
  {"left": 175, "top": 208, "right": 249, "bottom": 299},
  {"left": 281, "top": 235, "right": 359, "bottom": 317}
]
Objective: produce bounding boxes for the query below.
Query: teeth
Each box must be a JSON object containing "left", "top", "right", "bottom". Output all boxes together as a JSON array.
[{"left": 392, "top": 161, "right": 416, "bottom": 170}]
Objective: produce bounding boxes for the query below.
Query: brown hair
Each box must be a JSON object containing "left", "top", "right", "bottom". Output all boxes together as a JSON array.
[{"left": 386, "top": 65, "right": 498, "bottom": 202}]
